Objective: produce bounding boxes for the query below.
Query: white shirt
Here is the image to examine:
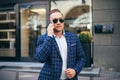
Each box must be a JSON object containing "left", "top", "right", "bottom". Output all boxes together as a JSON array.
[{"left": 55, "top": 35, "right": 67, "bottom": 79}]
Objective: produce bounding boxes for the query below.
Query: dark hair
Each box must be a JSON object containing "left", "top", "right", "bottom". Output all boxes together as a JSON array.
[{"left": 49, "top": 9, "right": 62, "bottom": 16}]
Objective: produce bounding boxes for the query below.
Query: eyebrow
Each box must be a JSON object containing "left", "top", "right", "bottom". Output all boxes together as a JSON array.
[{"left": 52, "top": 17, "right": 63, "bottom": 19}]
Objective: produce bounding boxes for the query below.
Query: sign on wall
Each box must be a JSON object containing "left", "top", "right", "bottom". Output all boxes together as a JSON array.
[{"left": 94, "top": 24, "right": 114, "bottom": 33}]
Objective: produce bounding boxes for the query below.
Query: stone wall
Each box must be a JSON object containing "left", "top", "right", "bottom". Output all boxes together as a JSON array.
[{"left": 93, "top": 0, "right": 120, "bottom": 71}]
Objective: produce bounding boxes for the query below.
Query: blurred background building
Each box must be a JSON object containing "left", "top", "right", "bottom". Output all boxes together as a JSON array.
[{"left": 0, "top": 0, "right": 120, "bottom": 80}]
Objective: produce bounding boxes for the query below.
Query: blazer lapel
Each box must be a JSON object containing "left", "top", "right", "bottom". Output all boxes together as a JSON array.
[{"left": 65, "top": 33, "right": 71, "bottom": 68}]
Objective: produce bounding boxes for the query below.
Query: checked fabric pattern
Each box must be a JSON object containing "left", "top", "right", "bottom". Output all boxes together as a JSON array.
[{"left": 35, "top": 31, "right": 86, "bottom": 80}]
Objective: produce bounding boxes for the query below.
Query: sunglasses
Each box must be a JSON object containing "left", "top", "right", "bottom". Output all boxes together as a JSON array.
[{"left": 52, "top": 18, "right": 64, "bottom": 24}]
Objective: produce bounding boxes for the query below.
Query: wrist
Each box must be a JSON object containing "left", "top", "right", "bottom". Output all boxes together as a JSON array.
[{"left": 47, "top": 33, "right": 53, "bottom": 37}]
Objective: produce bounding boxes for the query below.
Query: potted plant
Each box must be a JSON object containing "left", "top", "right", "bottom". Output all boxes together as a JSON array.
[
  {"left": 78, "top": 30, "right": 93, "bottom": 67},
  {"left": 78, "top": 31, "right": 93, "bottom": 43}
]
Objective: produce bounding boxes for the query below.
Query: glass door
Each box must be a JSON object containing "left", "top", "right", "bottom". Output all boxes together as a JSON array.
[{"left": 15, "top": 1, "right": 49, "bottom": 61}]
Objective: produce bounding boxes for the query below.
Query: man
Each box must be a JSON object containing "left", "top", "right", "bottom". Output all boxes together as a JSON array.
[{"left": 35, "top": 9, "right": 86, "bottom": 80}]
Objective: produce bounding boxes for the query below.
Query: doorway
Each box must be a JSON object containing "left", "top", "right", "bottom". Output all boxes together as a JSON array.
[{"left": 15, "top": 1, "right": 49, "bottom": 61}]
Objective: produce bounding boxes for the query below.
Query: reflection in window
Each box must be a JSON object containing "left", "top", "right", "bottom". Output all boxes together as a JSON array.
[{"left": 20, "top": 8, "right": 46, "bottom": 59}]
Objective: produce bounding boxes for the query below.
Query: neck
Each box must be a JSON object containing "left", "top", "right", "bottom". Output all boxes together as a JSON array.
[{"left": 54, "top": 30, "right": 63, "bottom": 38}]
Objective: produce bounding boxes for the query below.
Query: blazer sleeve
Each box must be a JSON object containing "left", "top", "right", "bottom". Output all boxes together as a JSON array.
[
  {"left": 35, "top": 35, "right": 53, "bottom": 63},
  {"left": 73, "top": 36, "right": 86, "bottom": 74}
]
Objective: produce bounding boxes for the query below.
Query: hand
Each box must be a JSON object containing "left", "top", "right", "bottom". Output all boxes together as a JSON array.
[
  {"left": 65, "top": 68, "right": 76, "bottom": 79},
  {"left": 47, "top": 23, "right": 54, "bottom": 37}
]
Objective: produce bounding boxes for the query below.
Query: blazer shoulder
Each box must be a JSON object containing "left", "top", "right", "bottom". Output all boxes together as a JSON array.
[
  {"left": 65, "top": 31, "right": 78, "bottom": 38},
  {"left": 38, "top": 33, "right": 47, "bottom": 39}
]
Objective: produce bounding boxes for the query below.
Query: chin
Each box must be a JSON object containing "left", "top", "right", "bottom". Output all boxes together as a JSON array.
[{"left": 54, "top": 29, "right": 63, "bottom": 32}]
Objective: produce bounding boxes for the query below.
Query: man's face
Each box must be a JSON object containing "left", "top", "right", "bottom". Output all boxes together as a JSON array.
[{"left": 50, "top": 12, "right": 64, "bottom": 32}]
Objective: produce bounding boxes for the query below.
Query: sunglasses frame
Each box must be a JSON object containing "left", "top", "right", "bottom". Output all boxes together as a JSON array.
[{"left": 52, "top": 18, "right": 64, "bottom": 24}]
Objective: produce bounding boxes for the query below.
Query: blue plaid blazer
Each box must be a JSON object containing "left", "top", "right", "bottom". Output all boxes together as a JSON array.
[{"left": 35, "top": 31, "right": 86, "bottom": 80}]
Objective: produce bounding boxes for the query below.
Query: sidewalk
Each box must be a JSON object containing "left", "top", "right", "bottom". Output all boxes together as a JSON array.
[{"left": 2, "top": 62, "right": 120, "bottom": 80}]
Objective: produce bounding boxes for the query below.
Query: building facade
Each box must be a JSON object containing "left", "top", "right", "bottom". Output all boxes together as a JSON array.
[{"left": 0, "top": 0, "right": 120, "bottom": 71}]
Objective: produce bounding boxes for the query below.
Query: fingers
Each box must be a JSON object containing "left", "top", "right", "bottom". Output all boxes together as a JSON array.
[
  {"left": 47, "top": 23, "right": 54, "bottom": 37},
  {"left": 65, "top": 68, "right": 76, "bottom": 79}
]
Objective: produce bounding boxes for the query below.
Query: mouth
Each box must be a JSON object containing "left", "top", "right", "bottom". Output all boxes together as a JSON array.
[
  {"left": 56, "top": 26, "right": 63, "bottom": 30},
  {"left": 56, "top": 25, "right": 61, "bottom": 27},
  {"left": 54, "top": 26, "right": 63, "bottom": 32}
]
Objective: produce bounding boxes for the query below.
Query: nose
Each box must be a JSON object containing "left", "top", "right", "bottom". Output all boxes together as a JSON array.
[{"left": 57, "top": 20, "right": 61, "bottom": 24}]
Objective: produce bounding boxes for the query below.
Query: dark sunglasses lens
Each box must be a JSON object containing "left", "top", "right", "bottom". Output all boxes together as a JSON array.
[
  {"left": 52, "top": 18, "right": 64, "bottom": 23},
  {"left": 53, "top": 19, "right": 58, "bottom": 23},
  {"left": 59, "top": 19, "right": 64, "bottom": 23}
]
